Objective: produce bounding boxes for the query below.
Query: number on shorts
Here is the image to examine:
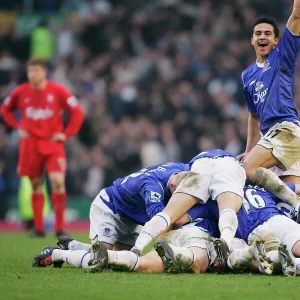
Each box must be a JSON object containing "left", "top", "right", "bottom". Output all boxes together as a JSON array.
[
  {"left": 277, "top": 202, "right": 295, "bottom": 219},
  {"left": 242, "top": 189, "right": 266, "bottom": 213}
]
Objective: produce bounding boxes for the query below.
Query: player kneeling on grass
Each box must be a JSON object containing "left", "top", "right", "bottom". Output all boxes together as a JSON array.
[
  {"left": 32, "top": 162, "right": 189, "bottom": 269},
  {"left": 131, "top": 149, "right": 246, "bottom": 271}
]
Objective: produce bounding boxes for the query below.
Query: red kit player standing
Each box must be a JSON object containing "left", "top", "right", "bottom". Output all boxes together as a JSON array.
[{"left": 1, "top": 58, "right": 84, "bottom": 237}]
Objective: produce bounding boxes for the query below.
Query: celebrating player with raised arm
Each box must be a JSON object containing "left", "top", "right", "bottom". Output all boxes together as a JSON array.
[
  {"left": 1, "top": 58, "right": 84, "bottom": 237},
  {"left": 237, "top": 1, "right": 300, "bottom": 220}
]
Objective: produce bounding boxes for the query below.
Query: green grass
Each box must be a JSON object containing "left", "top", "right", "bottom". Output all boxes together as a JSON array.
[{"left": 0, "top": 232, "right": 299, "bottom": 300}]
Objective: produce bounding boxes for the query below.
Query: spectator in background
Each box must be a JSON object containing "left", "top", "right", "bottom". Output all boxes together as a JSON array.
[
  {"left": 30, "top": 20, "right": 55, "bottom": 60},
  {"left": 1, "top": 0, "right": 298, "bottom": 204}
]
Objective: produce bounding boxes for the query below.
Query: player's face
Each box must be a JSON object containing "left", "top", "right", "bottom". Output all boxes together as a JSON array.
[
  {"left": 251, "top": 23, "right": 279, "bottom": 58},
  {"left": 27, "top": 65, "right": 47, "bottom": 85}
]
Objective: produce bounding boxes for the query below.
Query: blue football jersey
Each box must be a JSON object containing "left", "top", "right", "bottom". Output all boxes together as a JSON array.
[
  {"left": 100, "top": 162, "right": 189, "bottom": 225},
  {"left": 241, "top": 27, "right": 300, "bottom": 135},
  {"left": 236, "top": 185, "right": 281, "bottom": 241},
  {"left": 185, "top": 217, "right": 220, "bottom": 238},
  {"left": 189, "top": 149, "right": 239, "bottom": 167},
  {"left": 185, "top": 202, "right": 220, "bottom": 238}
]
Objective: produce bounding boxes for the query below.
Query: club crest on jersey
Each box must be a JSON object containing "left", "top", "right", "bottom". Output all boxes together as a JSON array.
[
  {"left": 254, "top": 81, "right": 268, "bottom": 104},
  {"left": 263, "top": 60, "right": 271, "bottom": 72},
  {"left": 150, "top": 191, "right": 162, "bottom": 202},
  {"left": 47, "top": 94, "right": 54, "bottom": 103},
  {"left": 67, "top": 96, "right": 78, "bottom": 107},
  {"left": 102, "top": 228, "right": 112, "bottom": 237},
  {"left": 255, "top": 82, "right": 264, "bottom": 92}
]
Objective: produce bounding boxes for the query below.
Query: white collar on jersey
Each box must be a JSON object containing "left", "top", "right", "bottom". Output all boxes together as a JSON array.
[{"left": 256, "top": 61, "right": 265, "bottom": 68}]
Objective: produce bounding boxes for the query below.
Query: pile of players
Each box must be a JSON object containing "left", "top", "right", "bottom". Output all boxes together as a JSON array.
[{"left": 30, "top": 0, "right": 300, "bottom": 276}]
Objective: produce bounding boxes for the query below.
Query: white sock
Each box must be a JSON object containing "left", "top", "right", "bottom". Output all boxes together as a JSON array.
[
  {"left": 107, "top": 250, "right": 140, "bottom": 272},
  {"left": 219, "top": 209, "right": 238, "bottom": 249},
  {"left": 134, "top": 213, "right": 170, "bottom": 253},
  {"left": 68, "top": 240, "right": 91, "bottom": 251},
  {"left": 254, "top": 167, "right": 300, "bottom": 207},
  {"left": 168, "top": 245, "right": 194, "bottom": 269},
  {"left": 294, "top": 258, "right": 300, "bottom": 275},
  {"left": 52, "top": 249, "right": 90, "bottom": 269},
  {"left": 227, "top": 247, "right": 252, "bottom": 271}
]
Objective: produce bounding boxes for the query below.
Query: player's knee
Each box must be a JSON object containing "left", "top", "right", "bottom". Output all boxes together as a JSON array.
[
  {"left": 244, "top": 167, "right": 257, "bottom": 183},
  {"left": 292, "top": 240, "right": 300, "bottom": 257},
  {"left": 50, "top": 177, "right": 65, "bottom": 193},
  {"left": 30, "top": 178, "right": 43, "bottom": 193}
]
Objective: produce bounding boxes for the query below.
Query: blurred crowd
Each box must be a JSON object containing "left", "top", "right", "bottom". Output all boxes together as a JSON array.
[{"left": 0, "top": 0, "right": 299, "bottom": 204}]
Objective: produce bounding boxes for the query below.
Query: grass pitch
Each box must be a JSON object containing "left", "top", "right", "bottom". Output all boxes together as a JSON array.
[{"left": 0, "top": 232, "right": 299, "bottom": 300}]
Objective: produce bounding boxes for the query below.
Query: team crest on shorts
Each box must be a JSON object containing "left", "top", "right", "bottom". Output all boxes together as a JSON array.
[{"left": 103, "top": 228, "right": 112, "bottom": 237}]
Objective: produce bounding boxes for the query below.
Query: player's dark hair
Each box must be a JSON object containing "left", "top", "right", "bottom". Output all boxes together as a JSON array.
[
  {"left": 251, "top": 17, "right": 279, "bottom": 38},
  {"left": 27, "top": 58, "right": 48, "bottom": 69}
]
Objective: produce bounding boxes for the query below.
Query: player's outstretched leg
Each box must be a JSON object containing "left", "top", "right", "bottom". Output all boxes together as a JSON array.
[
  {"left": 88, "top": 241, "right": 109, "bottom": 273},
  {"left": 278, "top": 243, "right": 296, "bottom": 276},
  {"left": 154, "top": 240, "right": 182, "bottom": 274},
  {"left": 57, "top": 236, "right": 91, "bottom": 251},
  {"left": 57, "top": 236, "right": 74, "bottom": 250},
  {"left": 32, "top": 246, "right": 64, "bottom": 268}
]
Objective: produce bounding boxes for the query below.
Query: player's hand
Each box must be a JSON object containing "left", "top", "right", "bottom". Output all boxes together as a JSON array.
[
  {"left": 18, "top": 128, "right": 29, "bottom": 139},
  {"left": 52, "top": 132, "right": 66, "bottom": 143},
  {"left": 237, "top": 152, "right": 249, "bottom": 162}
]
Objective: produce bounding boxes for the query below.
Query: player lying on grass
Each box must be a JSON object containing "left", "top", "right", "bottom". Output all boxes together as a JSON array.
[
  {"left": 32, "top": 217, "right": 218, "bottom": 273},
  {"left": 32, "top": 162, "right": 189, "bottom": 268}
]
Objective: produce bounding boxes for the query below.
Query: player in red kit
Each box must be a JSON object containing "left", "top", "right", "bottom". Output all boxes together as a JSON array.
[{"left": 1, "top": 58, "right": 84, "bottom": 237}]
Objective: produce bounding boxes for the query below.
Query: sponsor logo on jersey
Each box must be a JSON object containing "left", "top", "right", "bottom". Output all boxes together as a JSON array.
[
  {"left": 254, "top": 81, "right": 268, "bottom": 104},
  {"left": 255, "top": 81, "right": 264, "bottom": 92},
  {"left": 47, "top": 94, "right": 54, "bottom": 103},
  {"left": 102, "top": 228, "right": 112, "bottom": 237},
  {"left": 25, "top": 106, "right": 54, "bottom": 120},
  {"left": 150, "top": 191, "right": 162, "bottom": 202},
  {"left": 24, "top": 97, "right": 31, "bottom": 103}
]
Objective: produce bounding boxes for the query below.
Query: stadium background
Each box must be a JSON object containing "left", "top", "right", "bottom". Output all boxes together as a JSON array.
[{"left": 0, "top": 0, "right": 298, "bottom": 226}]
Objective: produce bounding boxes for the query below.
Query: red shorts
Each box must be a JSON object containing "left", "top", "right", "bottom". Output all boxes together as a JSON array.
[{"left": 18, "top": 137, "right": 66, "bottom": 178}]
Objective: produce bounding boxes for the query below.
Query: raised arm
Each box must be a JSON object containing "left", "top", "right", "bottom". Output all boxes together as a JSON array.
[
  {"left": 237, "top": 113, "right": 260, "bottom": 161},
  {"left": 245, "top": 113, "right": 260, "bottom": 153},
  {"left": 287, "top": 0, "right": 300, "bottom": 35}
]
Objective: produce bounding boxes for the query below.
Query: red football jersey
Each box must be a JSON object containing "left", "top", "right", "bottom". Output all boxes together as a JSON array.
[{"left": 1, "top": 81, "right": 84, "bottom": 139}]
